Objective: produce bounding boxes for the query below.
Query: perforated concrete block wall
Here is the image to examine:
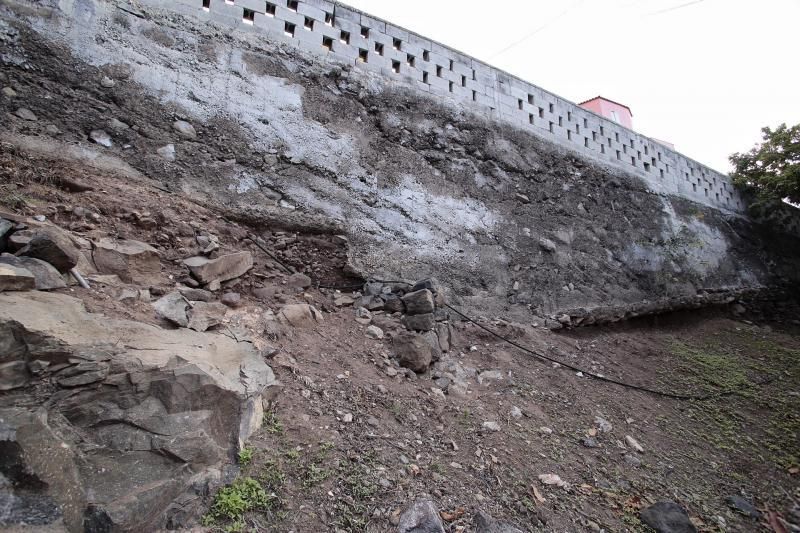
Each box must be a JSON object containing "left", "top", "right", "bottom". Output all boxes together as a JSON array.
[{"left": 167, "top": 0, "right": 744, "bottom": 214}]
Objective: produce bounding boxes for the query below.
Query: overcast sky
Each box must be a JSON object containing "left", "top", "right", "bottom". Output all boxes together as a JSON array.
[{"left": 342, "top": 0, "right": 800, "bottom": 173}]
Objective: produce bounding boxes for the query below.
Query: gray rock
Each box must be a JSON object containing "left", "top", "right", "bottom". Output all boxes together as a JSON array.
[
  {"left": 89, "top": 129, "right": 113, "bottom": 147},
  {"left": 157, "top": 144, "right": 176, "bottom": 161},
  {"left": 510, "top": 406, "right": 523, "bottom": 419},
  {"left": 173, "top": 120, "right": 197, "bottom": 139},
  {"left": 178, "top": 287, "right": 215, "bottom": 302},
  {"left": 184, "top": 252, "right": 253, "bottom": 284},
  {"left": 3, "top": 86, "right": 17, "bottom": 97},
  {"left": 287, "top": 272, "right": 312, "bottom": 289},
  {"left": 435, "top": 322, "right": 451, "bottom": 352},
  {"left": 100, "top": 75, "right": 115, "bottom": 88},
  {"left": 639, "top": 501, "right": 697, "bottom": 533},
  {"left": 153, "top": 292, "right": 189, "bottom": 327},
  {"left": 392, "top": 332, "right": 437, "bottom": 373},
  {"left": 474, "top": 510, "right": 526, "bottom": 532},
  {"left": 221, "top": 292, "right": 241, "bottom": 308},
  {"left": 187, "top": 301, "right": 228, "bottom": 332},
  {"left": 398, "top": 499, "right": 445, "bottom": 533},
  {"left": 93, "top": 238, "right": 161, "bottom": 284},
  {"left": 0, "top": 218, "right": 13, "bottom": 251},
  {"left": 726, "top": 495, "right": 761, "bottom": 519},
  {"left": 0, "top": 360, "right": 30, "bottom": 390},
  {"left": 582, "top": 436, "right": 600, "bottom": 448},
  {"left": 624, "top": 454, "right": 642, "bottom": 467},
  {"left": 482, "top": 421, "right": 501, "bottom": 432},
  {"left": 515, "top": 192, "right": 531, "bottom": 204},
  {"left": 0, "top": 263, "right": 36, "bottom": 292},
  {"left": 539, "top": 238, "right": 557, "bottom": 253},
  {"left": 402, "top": 289, "right": 435, "bottom": 315},
  {"left": 382, "top": 293, "right": 405, "bottom": 313},
  {"left": 14, "top": 107, "right": 37, "bottom": 121},
  {"left": 7, "top": 229, "right": 33, "bottom": 252},
  {"left": 0, "top": 254, "right": 66, "bottom": 290},
  {"left": 365, "top": 325, "right": 384, "bottom": 339},
  {"left": 0, "top": 290, "right": 275, "bottom": 532},
  {"left": 20, "top": 231, "right": 81, "bottom": 272},
  {"left": 402, "top": 313, "right": 436, "bottom": 332}
]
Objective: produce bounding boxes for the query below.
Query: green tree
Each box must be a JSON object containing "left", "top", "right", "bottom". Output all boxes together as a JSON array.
[{"left": 730, "top": 123, "right": 800, "bottom": 205}]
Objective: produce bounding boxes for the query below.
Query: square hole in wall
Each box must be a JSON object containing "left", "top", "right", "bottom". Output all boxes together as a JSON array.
[
  {"left": 583, "top": 118, "right": 588, "bottom": 129},
  {"left": 472, "top": 69, "right": 476, "bottom": 81},
  {"left": 538, "top": 107, "right": 544, "bottom": 119},
  {"left": 576, "top": 124, "right": 580, "bottom": 134},
  {"left": 567, "top": 130, "right": 572, "bottom": 141},
  {"left": 392, "top": 60, "right": 400, "bottom": 74},
  {"left": 637, "top": 151, "right": 641, "bottom": 160},
  {"left": 600, "top": 144, "right": 605, "bottom": 154},
  {"left": 225, "top": 0, "right": 233, "bottom": 4},
  {"left": 644, "top": 162, "right": 651, "bottom": 172},
  {"left": 361, "top": 26, "right": 369, "bottom": 39},
  {"left": 324, "top": 12, "right": 333, "bottom": 25},
  {"left": 243, "top": 8, "right": 255, "bottom": 24},
  {"left": 393, "top": 38, "right": 402, "bottom": 51},
  {"left": 407, "top": 54, "right": 415, "bottom": 67},
  {"left": 518, "top": 99, "right": 523, "bottom": 110},
  {"left": 607, "top": 137, "right": 611, "bottom": 147},
  {"left": 304, "top": 16, "right": 314, "bottom": 30},
  {"left": 423, "top": 50, "right": 430, "bottom": 61},
  {"left": 652, "top": 157, "right": 656, "bottom": 166},
  {"left": 284, "top": 21, "right": 295, "bottom": 37},
  {"left": 558, "top": 116, "right": 563, "bottom": 127},
  {"left": 592, "top": 131, "right": 597, "bottom": 141},
  {"left": 340, "top": 31, "right": 350, "bottom": 44},
  {"left": 436, "top": 65, "right": 442, "bottom": 77},
  {"left": 623, "top": 145, "right": 627, "bottom": 154},
  {"left": 322, "top": 36, "right": 333, "bottom": 51},
  {"left": 529, "top": 113, "right": 534, "bottom": 125},
  {"left": 375, "top": 42, "right": 384, "bottom": 55},
  {"left": 461, "top": 75, "right": 466, "bottom": 87},
  {"left": 528, "top": 94, "right": 534, "bottom": 105},
  {"left": 660, "top": 169, "right": 664, "bottom": 179},
  {"left": 631, "top": 157, "right": 636, "bottom": 166},
  {"left": 658, "top": 151, "right": 662, "bottom": 161},
  {"left": 666, "top": 163, "right": 670, "bottom": 172},
  {"left": 423, "top": 72, "right": 429, "bottom": 83},
  {"left": 704, "top": 188, "right": 708, "bottom": 197},
  {"left": 358, "top": 48, "right": 368, "bottom": 62},
  {"left": 616, "top": 150, "right": 621, "bottom": 160},
  {"left": 202, "top": 0, "right": 210, "bottom": 11},
  {"left": 549, "top": 122, "right": 554, "bottom": 133},
  {"left": 449, "top": 81, "right": 454, "bottom": 92},
  {"left": 287, "top": 0, "right": 298, "bottom": 12},
  {"left": 630, "top": 139, "right": 635, "bottom": 148},
  {"left": 644, "top": 145, "right": 649, "bottom": 155},
  {"left": 549, "top": 103, "right": 554, "bottom": 113},
  {"left": 600, "top": 126, "right": 604, "bottom": 136},
  {"left": 615, "top": 132, "right": 620, "bottom": 142},
  {"left": 567, "top": 111, "right": 572, "bottom": 121},
  {"left": 265, "top": 2, "right": 276, "bottom": 15},
  {"left": 472, "top": 90, "right": 477, "bottom": 101},
  {"left": 584, "top": 137, "right": 589, "bottom": 147},
  {"left": 692, "top": 183, "right": 697, "bottom": 192},
  {"left": 449, "top": 59, "right": 454, "bottom": 70}
]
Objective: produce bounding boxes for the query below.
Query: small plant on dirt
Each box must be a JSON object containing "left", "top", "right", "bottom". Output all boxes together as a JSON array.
[
  {"left": 259, "top": 459, "right": 286, "bottom": 490},
  {"left": 202, "top": 477, "right": 273, "bottom": 532},
  {"left": 263, "top": 409, "right": 284, "bottom": 435},
  {"left": 237, "top": 447, "right": 254, "bottom": 466},
  {"left": 300, "top": 463, "right": 333, "bottom": 489},
  {"left": 284, "top": 449, "right": 301, "bottom": 462}
]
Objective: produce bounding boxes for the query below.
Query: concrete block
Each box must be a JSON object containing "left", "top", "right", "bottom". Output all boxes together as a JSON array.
[
  {"left": 297, "top": 3, "right": 326, "bottom": 20},
  {"left": 333, "top": 16, "right": 360, "bottom": 34},
  {"left": 385, "top": 23, "right": 409, "bottom": 41},
  {"left": 254, "top": 12, "right": 285, "bottom": 33},
  {"left": 333, "top": 4, "right": 361, "bottom": 23},
  {"left": 209, "top": 1, "right": 242, "bottom": 18},
  {"left": 237, "top": 0, "right": 266, "bottom": 12},
  {"left": 296, "top": 36, "right": 327, "bottom": 57},
  {"left": 331, "top": 41, "right": 359, "bottom": 59},
  {"left": 407, "top": 32, "right": 431, "bottom": 50},
  {"left": 294, "top": 25, "right": 322, "bottom": 44},
  {"left": 275, "top": 5, "right": 305, "bottom": 25},
  {"left": 360, "top": 14, "right": 386, "bottom": 33},
  {"left": 303, "top": 0, "right": 334, "bottom": 10}
]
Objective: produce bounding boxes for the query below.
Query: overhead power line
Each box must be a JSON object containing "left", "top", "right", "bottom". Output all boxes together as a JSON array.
[{"left": 488, "top": 0, "right": 585, "bottom": 59}]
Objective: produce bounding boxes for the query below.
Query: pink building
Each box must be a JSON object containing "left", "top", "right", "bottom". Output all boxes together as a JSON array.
[{"left": 578, "top": 96, "right": 633, "bottom": 129}]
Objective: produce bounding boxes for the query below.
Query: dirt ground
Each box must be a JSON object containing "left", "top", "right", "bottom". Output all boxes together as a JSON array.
[{"left": 1, "top": 142, "right": 798, "bottom": 533}]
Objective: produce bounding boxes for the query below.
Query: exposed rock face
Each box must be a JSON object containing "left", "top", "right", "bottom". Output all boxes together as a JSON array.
[
  {"left": 0, "top": 253, "right": 66, "bottom": 290},
  {"left": 0, "top": 263, "right": 36, "bottom": 291},
  {"left": 392, "top": 332, "right": 437, "bottom": 373},
  {"left": 398, "top": 499, "right": 445, "bottom": 533},
  {"left": 278, "top": 303, "right": 323, "bottom": 328},
  {"left": 183, "top": 252, "right": 253, "bottom": 284},
  {"left": 153, "top": 291, "right": 190, "bottom": 327},
  {"left": 0, "top": 291, "right": 275, "bottom": 532},
  {"left": 93, "top": 237, "right": 161, "bottom": 284},
  {"left": 187, "top": 301, "right": 228, "bottom": 332},
  {"left": 402, "top": 289, "right": 435, "bottom": 315}
]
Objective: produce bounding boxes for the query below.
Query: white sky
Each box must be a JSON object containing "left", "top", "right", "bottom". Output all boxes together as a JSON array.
[{"left": 342, "top": 0, "right": 800, "bottom": 173}]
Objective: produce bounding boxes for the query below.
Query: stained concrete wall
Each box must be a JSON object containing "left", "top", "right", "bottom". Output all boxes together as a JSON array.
[{"left": 164, "top": 0, "right": 745, "bottom": 215}]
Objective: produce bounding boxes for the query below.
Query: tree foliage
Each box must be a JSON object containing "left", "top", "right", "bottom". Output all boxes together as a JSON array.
[{"left": 730, "top": 123, "right": 800, "bottom": 205}]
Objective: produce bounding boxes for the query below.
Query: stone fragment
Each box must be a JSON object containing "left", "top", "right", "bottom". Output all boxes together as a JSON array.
[
  {"left": 153, "top": 292, "right": 189, "bottom": 327},
  {"left": 398, "top": 499, "right": 445, "bottom": 533},
  {"left": 402, "top": 289, "right": 435, "bottom": 315},
  {"left": 402, "top": 313, "right": 436, "bottom": 332},
  {"left": 277, "top": 303, "right": 323, "bottom": 328},
  {"left": 8, "top": 230, "right": 33, "bottom": 252},
  {"left": 510, "top": 406, "right": 523, "bottom": 419},
  {"left": 334, "top": 295, "right": 355, "bottom": 306},
  {"left": 515, "top": 192, "right": 531, "bottom": 204},
  {"left": 474, "top": 510, "right": 525, "bottom": 533},
  {"left": 0, "top": 218, "right": 12, "bottom": 251},
  {"left": 366, "top": 325, "right": 384, "bottom": 339},
  {"left": 14, "top": 108, "right": 37, "bottom": 121},
  {"left": 157, "top": 144, "right": 176, "bottom": 161},
  {"left": 594, "top": 416, "right": 613, "bottom": 433},
  {"left": 173, "top": 120, "right": 197, "bottom": 139},
  {"left": 183, "top": 252, "right": 253, "bottom": 284},
  {"left": 178, "top": 287, "right": 215, "bottom": 302},
  {"left": 726, "top": 495, "right": 761, "bottom": 519},
  {"left": 539, "top": 238, "right": 556, "bottom": 253},
  {"left": 482, "top": 421, "right": 501, "bottom": 432},
  {"left": 287, "top": 272, "right": 312, "bottom": 289},
  {"left": 221, "top": 292, "right": 241, "bottom": 308},
  {"left": 625, "top": 435, "right": 644, "bottom": 453},
  {"left": 93, "top": 238, "right": 161, "bottom": 284},
  {"left": 0, "top": 254, "right": 65, "bottom": 290},
  {"left": 2, "top": 86, "right": 17, "bottom": 97},
  {"left": 20, "top": 231, "right": 81, "bottom": 272},
  {"left": 382, "top": 293, "right": 405, "bottom": 313},
  {"left": 100, "top": 76, "right": 115, "bottom": 88},
  {"left": 639, "top": 501, "right": 697, "bottom": 533},
  {"left": 89, "top": 129, "right": 113, "bottom": 147},
  {"left": 392, "top": 332, "right": 436, "bottom": 373},
  {"left": 0, "top": 263, "right": 37, "bottom": 291},
  {"left": 187, "top": 302, "right": 228, "bottom": 332},
  {"left": 435, "top": 322, "right": 451, "bottom": 352}
]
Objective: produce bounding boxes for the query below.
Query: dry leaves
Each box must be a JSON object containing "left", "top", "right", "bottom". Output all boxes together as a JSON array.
[{"left": 440, "top": 508, "right": 466, "bottom": 522}]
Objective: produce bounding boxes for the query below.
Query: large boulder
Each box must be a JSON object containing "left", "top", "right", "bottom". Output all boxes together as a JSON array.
[
  {"left": 93, "top": 238, "right": 161, "bottom": 284},
  {"left": 0, "top": 291, "right": 275, "bottom": 532},
  {"left": 187, "top": 301, "right": 228, "bottom": 332},
  {"left": 402, "top": 313, "right": 436, "bottom": 332},
  {"left": 0, "top": 263, "right": 36, "bottom": 292},
  {"left": 0, "top": 253, "right": 66, "bottom": 290},
  {"left": 153, "top": 292, "right": 190, "bottom": 327},
  {"left": 401, "top": 289, "right": 435, "bottom": 315},
  {"left": 20, "top": 230, "right": 82, "bottom": 272},
  {"left": 398, "top": 499, "right": 445, "bottom": 533},
  {"left": 0, "top": 218, "right": 12, "bottom": 251},
  {"left": 392, "top": 332, "right": 437, "bottom": 373},
  {"left": 183, "top": 252, "right": 253, "bottom": 284}
]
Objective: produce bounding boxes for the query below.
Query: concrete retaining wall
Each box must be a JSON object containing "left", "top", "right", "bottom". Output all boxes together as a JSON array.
[{"left": 167, "top": 0, "right": 744, "bottom": 213}]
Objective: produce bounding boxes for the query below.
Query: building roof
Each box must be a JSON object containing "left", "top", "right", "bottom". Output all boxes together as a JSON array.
[{"left": 577, "top": 96, "right": 633, "bottom": 116}]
